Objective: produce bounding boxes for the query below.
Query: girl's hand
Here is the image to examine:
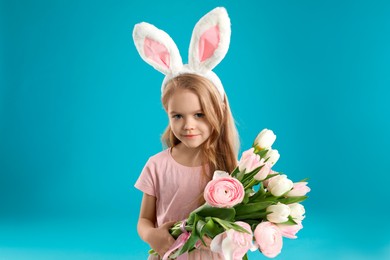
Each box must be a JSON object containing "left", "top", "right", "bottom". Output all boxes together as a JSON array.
[{"left": 146, "top": 221, "right": 176, "bottom": 257}]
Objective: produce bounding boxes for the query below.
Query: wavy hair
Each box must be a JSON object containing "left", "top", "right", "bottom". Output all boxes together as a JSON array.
[{"left": 161, "top": 74, "right": 239, "bottom": 178}]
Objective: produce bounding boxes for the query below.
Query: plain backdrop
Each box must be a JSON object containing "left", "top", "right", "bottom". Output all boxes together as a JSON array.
[{"left": 1, "top": 0, "right": 390, "bottom": 259}]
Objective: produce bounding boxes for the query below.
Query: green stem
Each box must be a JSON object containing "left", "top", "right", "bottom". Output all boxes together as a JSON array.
[{"left": 244, "top": 179, "right": 256, "bottom": 189}]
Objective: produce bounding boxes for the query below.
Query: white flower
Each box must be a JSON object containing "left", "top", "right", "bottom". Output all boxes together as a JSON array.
[
  {"left": 288, "top": 203, "right": 306, "bottom": 222},
  {"left": 255, "top": 129, "right": 276, "bottom": 149},
  {"left": 212, "top": 170, "right": 230, "bottom": 179},
  {"left": 265, "top": 149, "right": 280, "bottom": 166},
  {"left": 266, "top": 203, "right": 291, "bottom": 223},
  {"left": 267, "top": 174, "right": 293, "bottom": 197}
]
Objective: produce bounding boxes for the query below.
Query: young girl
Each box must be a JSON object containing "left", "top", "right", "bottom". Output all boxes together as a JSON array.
[{"left": 133, "top": 7, "right": 238, "bottom": 259}]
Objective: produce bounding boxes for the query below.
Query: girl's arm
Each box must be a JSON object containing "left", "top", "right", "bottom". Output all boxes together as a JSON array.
[{"left": 137, "top": 193, "right": 176, "bottom": 257}]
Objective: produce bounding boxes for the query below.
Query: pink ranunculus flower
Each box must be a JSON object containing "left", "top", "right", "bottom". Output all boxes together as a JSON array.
[
  {"left": 277, "top": 222, "right": 303, "bottom": 239},
  {"left": 204, "top": 171, "right": 245, "bottom": 208},
  {"left": 254, "top": 162, "right": 272, "bottom": 181},
  {"left": 238, "top": 148, "right": 264, "bottom": 173},
  {"left": 286, "top": 182, "right": 311, "bottom": 197},
  {"left": 210, "top": 221, "right": 254, "bottom": 260},
  {"left": 254, "top": 221, "right": 283, "bottom": 258}
]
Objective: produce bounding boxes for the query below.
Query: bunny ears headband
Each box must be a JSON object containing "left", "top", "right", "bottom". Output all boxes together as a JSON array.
[{"left": 132, "top": 7, "right": 231, "bottom": 101}]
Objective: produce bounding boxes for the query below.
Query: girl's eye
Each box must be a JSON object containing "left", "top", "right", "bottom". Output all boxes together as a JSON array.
[
  {"left": 172, "top": 114, "right": 182, "bottom": 119},
  {"left": 195, "top": 113, "right": 205, "bottom": 118}
]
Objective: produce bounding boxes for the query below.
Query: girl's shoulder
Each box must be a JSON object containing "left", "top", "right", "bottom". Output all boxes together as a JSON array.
[{"left": 145, "top": 148, "right": 171, "bottom": 165}]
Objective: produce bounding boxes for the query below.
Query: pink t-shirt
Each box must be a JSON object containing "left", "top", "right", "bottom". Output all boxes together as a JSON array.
[
  {"left": 135, "top": 148, "right": 207, "bottom": 227},
  {"left": 135, "top": 149, "right": 223, "bottom": 260}
]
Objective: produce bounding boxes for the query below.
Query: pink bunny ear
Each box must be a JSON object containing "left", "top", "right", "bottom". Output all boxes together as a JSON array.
[
  {"left": 188, "top": 7, "right": 231, "bottom": 72},
  {"left": 198, "top": 25, "right": 220, "bottom": 62},
  {"left": 144, "top": 37, "right": 170, "bottom": 69},
  {"left": 133, "top": 22, "right": 183, "bottom": 75}
]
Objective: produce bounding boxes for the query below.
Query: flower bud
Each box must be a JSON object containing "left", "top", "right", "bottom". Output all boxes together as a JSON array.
[
  {"left": 286, "top": 182, "right": 311, "bottom": 197},
  {"left": 267, "top": 174, "right": 293, "bottom": 197},
  {"left": 266, "top": 203, "right": 291, "bottom": 223},
  {"left": 277, "top": 222, "right": 303, "bottom": 239},
  {"left": 254, "top": 129, "right": 276, "bottom": 149},
  {"left": 288, "top": 203, "right": 305, "bottom": 222},
  {"left": 266, "top": 149, "right": 280, "bottom": 166},
  {"left": 262, "top": 171, "right": 277, "bottom": 187},
  {"left": 254, "top": 162, "right": 271, "bottom": 181},
  {"left": 238, "top": 148, "right": 264, "bottom": 173}
]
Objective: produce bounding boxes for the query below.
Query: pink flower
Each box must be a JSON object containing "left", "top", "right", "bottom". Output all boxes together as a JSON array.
[
  {"left": 277, "top": 222, "right": 303, "bottom": 239},
  {"left": 204, "top": 171, "right": 245, "bottom": 208},
  {"left": 238, "top": 148, "right": 264, "bottom": 173},
  {"left": 286, "top": 182, "right": 311, "bottom": 197},
  {"left": 254, "top": 222, "right": 283, "bottom": 258},
  {"left": 254, "top": 162, "right": 271, "bottom": 181},
  {"left": 210, "top": 221, "right": 254, "bottom": 260}
]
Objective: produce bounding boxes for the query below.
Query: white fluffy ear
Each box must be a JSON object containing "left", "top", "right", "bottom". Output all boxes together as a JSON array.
[
  {"left": 133, "top": 22, "right": 183, "bottom": 75},
  {"left": 188, "top": 7, "right": 231, "bottom": 72}
]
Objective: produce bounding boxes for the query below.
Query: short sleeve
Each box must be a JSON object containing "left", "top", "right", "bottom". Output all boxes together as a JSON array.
[{"left": 134, "top": 159, "right": 156, "bottom": 197}]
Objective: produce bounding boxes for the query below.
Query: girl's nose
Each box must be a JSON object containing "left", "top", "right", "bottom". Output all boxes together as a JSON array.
[{"left": 184, "top": 118, "right": 195, "bottom": 130}]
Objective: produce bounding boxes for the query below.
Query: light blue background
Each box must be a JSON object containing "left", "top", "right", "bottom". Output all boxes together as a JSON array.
[{"left": 1, "top": 0, "right": 389, "bottom": 259}]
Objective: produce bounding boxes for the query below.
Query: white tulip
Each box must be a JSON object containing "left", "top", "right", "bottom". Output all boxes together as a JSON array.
[
  {"left": 212, "top": 170, "right": 230, "bottom": 179},
  {"left": 254, "top": 129, "right": 276, "bottom": 149},
  {"left": 266, "top": 203, "right": 291, "bottom": 223},
  {"left": 266, "top": 149, "right": 280, "bottom": 166},
  {"left": 267, "top": 174, "right": 293, "bottom": 197},
  {"left": 288, "top": 203, "right": 306, "bottom": 222}
]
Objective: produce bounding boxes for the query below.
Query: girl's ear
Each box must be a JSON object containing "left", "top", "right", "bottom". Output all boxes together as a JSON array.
[
  {"left": 188, "top": 7, "right": 231, "bottom": 72},
  {"left": 133, "top": 22, "right": 183, "bottom": 75}
]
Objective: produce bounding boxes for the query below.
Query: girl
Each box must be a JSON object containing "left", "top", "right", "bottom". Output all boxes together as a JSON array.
[{"left": 133, "top": 7, "right": 238, "bottom": 259}]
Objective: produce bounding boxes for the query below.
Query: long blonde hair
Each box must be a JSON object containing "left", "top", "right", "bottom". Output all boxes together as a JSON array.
[{"left": 161, "top": 74, "right": 239, "bottom": 178}]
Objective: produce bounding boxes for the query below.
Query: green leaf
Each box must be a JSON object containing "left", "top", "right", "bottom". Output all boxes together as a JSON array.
[
  {"left": 231, "top": 167, "right": 240, "bottom": 178},
  {"left": 235, "top": 211, "right": 269, "bottom": 221},
  {"left": 241, "top": 168, "right": 260, "bottom": 185},
  {"left": 202, "top": 217, "right": 224, "bottom": 238},
  {"left": 176, "top": 215, "right": 202, "bottom": 256},
  {"left": 243, "top": 253, "right": 249, "bottom": 260},
  {"left": 173, "top": 231, "right": 199, "bottom": 258},
  {"left": 263, "top": 173, "right": 279, "bottom": 181},
  {"left": 196, "top": 219, "right": 215, "bottom": 246},
  {"left": 235, "top": 201, "right": 275, "bottom": 215},
  {"left": 249, "top": 185, "right": 266, "bottom": 201},
  {"left": 211, "top": 217, "right": 251, "bottom": 234},
  {"left": 236, "top": 170, "right": 245, "bottom": 181},
  {"left": 195, "top": 205, "right": 236, "bottom": 221},
  {"left": 280, "top": 215, "right": 298, "bottom": 225},
  {"left": 279, "top": 196, "right": 308, "bottom": 205}
]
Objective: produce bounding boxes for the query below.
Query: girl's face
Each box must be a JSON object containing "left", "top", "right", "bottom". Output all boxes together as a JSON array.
[{"left": 167, "top": 88, "right": 212, "bottom": 150}]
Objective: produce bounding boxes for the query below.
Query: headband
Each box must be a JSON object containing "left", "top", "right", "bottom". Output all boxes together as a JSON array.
[{"left": 132, "top": 7, "right": 231, "bottom": 101}]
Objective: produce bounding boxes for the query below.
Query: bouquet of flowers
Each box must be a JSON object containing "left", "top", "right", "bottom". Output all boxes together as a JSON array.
[{"left": 153, "top": 129, "right": 310, "bottom": 259}]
